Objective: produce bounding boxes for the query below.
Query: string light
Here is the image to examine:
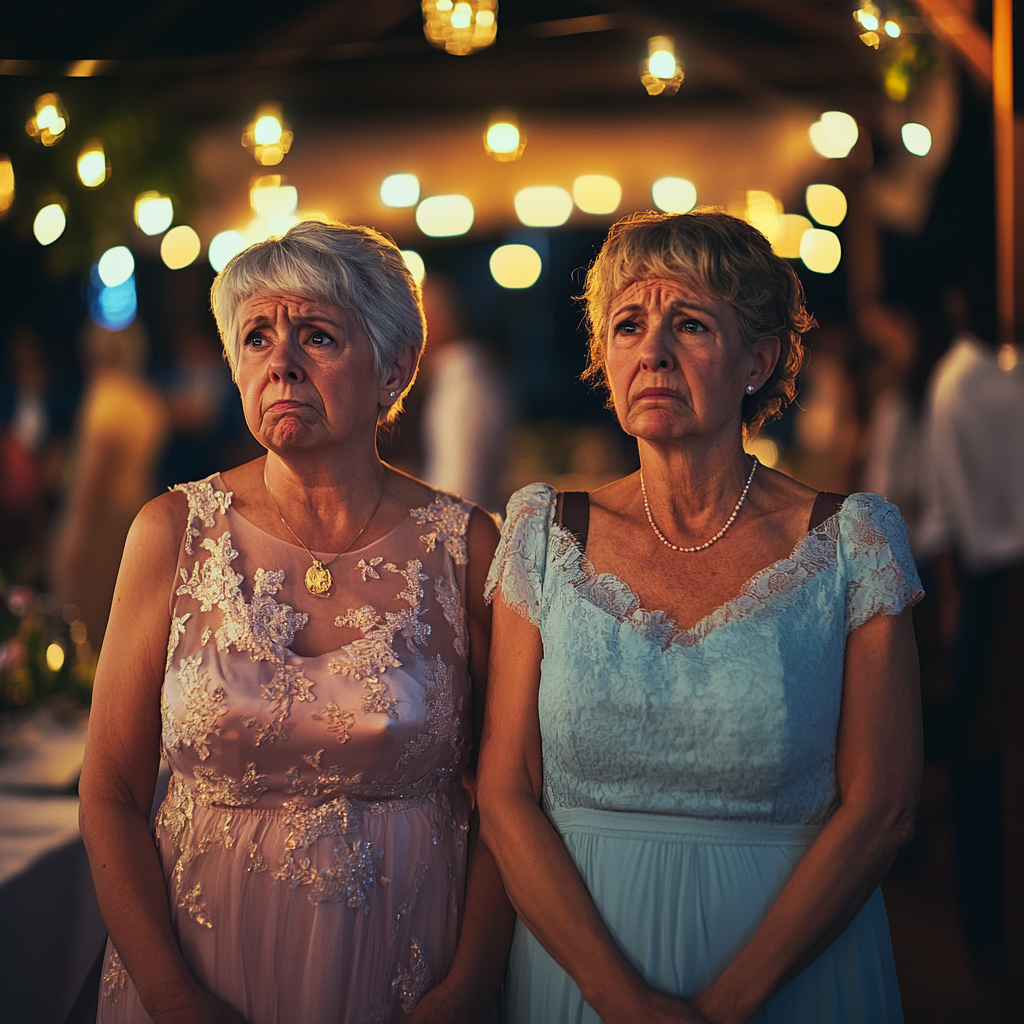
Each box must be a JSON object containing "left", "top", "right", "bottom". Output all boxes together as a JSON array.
[
  {"left": 161, "top": 225, "right": 201, "bottom": 269},
  {"left": 380, "top": 174, "right": 420, "bottom": 207},
  {"left": 33, "top": 203, "right": 66, "bottom": 245},
  {"left": 26, "top": 94, "right": 68, "bottom": 146},
  {"left": 773, "top": 214, "right": 812, "bottom": 259},
  {"left": 809, "top": 111, "right": 858, "bottom": 159},
  {"left": 652, "top": 177, "right": 697, "bottom": 213},
  {"left": 401, "top": 249, "right": 426, "bottom": 285},
  {"left": 134, "top": 192, "right": 174, "bottom": 236},
  {"left": 97, "top": 246, "right": 135, "bottom": 288},
  {"left": 483, "top": 112, "right": 525, "bottom": 162},
  {"left": 0, "top": 156, "right": 13, "bottom": 218},
  {"left": 640, "top": 36, "right": 683, "bottom": 96},
  {"left": 422, "top": 0, "right": 497, "bottom": 56},
  {"left": 249, "top": 176, "right": 298, "bottom": 218},
  {"left": 514, "top": 186, "right": 573, "bottom": 228},
  {"left": 209, "top": 230, "right": 246, "bottom": 273},
  {"left": 241, "top": 104, "right": 293, "bottom": 166},
  {"left": 76, "top": 141, "right": 108, "bottom": 188},
  {"left": 805, "top": 183, "right": 847, "bottom": 226},
  {"left": 416, "top": 194, "right": 475, "bottom": 236},
  {"left": 901, "top": 122, "right": 932, "bottom": 156},
  {"left": 490, "top": 244, "right": 542, "bottom": 288},
  {"left": 572, "top": 175, "right": 621, "bottom": 215},
  {"left": 800, "top": 229, "right": 842, "bottom": 274}
]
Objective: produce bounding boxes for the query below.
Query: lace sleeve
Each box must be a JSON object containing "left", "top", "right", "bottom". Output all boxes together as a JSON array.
[
  {"left": 840, "top": 492, "right": 925, "bottom": 633},
  {"left": 483, "top": 484, "right": 555, "bottom": 627}
]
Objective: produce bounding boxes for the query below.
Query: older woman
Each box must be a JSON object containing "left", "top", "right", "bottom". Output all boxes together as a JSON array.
[
  {"left": 80, "top": 221, "right": 512, "bottom": 1024},
  {"left": 479, "top": 211, "right": 922, "bottom": 1024}
]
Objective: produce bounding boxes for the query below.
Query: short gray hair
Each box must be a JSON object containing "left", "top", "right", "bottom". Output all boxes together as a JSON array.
[{"left": 210, "top": 221, "right": 425, "bottom": 422}]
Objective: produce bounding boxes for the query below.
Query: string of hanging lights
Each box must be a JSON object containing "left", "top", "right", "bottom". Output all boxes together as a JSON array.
[{"left": 421, "top": 1, "right": 498, "bottom": 56}]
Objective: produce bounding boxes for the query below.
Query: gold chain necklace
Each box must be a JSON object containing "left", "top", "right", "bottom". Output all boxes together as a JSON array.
[{"left": 263, "top": 464, "right": 386, "bottom": 597}]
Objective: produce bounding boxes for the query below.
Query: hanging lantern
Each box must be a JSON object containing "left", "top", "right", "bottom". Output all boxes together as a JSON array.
[
  {"left": 422, "top": 1, "right": 497, "bottom": 56},
  {"left": 26, "top": 93, "right": 69, "bottom": 146},
  {"left": 640, "top": 37, "right": 684, "bottom": 97},
  {"left": 241, "top": 104, "right": 293, "bottom": 166}
]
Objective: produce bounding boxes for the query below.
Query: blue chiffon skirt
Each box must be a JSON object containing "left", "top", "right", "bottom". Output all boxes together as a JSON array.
[{"left": 505, "top": 808, "right": 903, "bottom": 1024}]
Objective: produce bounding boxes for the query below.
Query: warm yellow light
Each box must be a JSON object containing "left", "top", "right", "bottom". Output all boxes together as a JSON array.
[
  {"left": 745, "top": 191, "right": 781, "bottom": 244},
  {"left": 809, "top": 111, "right": 858, "bottom": 159},
  {"left": 161, "top": 225, "right": 201, "bottom": 269},
  {"left": 422, "top": 0, "right": 498, "bottom": 55},
  {"left": 514, "top": 186, "right": 573, "bottom": 228},
  {"left": 33, "top": 203, "right": 66, "bottom": 245},
  {"left": 652, "top": 177, "right": 697, "bottom": 213},
  {"left": 648, "top": 50, "right": 676, "bottom": 79},
  {"left": 250, "top": 177, "right": 298, "bottom": 218},
  {"left": 773, "top": 214, "right": 812, "bottom": 259},
  {"left": 208, "top": 230, "right": 246, "bottom": 273},
  {"left": 884, "top": 19, "right": 901, "bottom": 38},
  {"left": 27, "top": 94, "right": 68, "bottom": 146},
  {"left": 134, "top": 192, "right": 174, "bottom": 236},
  {"left": 381, "top": 173, "right": 420, "bottom": 207},
  {"left": 451, "top": 2, "right": 472, "bottom": 29},
  {"left": 242, "top": 104, "right": 293, "bottom": 166},
  {"left": 254, "top": 114, "right": 283, "bottom": 146},
  {"left": 745, "top": 436, "right": 779, "bottom": 468},
  {"left": 36, "top": 105, "right": 60, "bottom": 131},
  {"left": 401, "top": 249, "right": 426, "bottom": 285},
  {"left": 97, "top": 246, "right": 135, "bottom": 287},
  {"left": 76, "top": 143, "right": 107, "bottom": 188},
  {"left": 246, "top": 216, "right": 299, "bottom": 244},
  {"left": 573, "top": 175, "right": 621, "bottom": 215},
  {"left": 800, "top": 229, "right": 842, "bottom": 274},
  {"left": 854, "top": 4, "right": 880, "bottom": 31},
  {"left": 486, "top": 122, "right": 520, "bottom": 154},
  {"left": 476, "top": 9, "right": 494, "bottom": 27},
  {"left": 805, "top": 184, "right": 847, "bottom": 227},
  {"left": 415, "top": 194, "right": 475, "bottom": 237},
  {"left": 0, "top": 156, "right": 14, "bottom": 216},
  {"left": 490, "top": 244, "right": 542, "bottom": 289},
  {"left": 901, "top": 122, "right": 932, "bottom": 157},
  {"left": 45, "top": 643, "right": 65, "bottom": 673},
  {"left": 437, "top": 0, "right": 453, "bottom": 9}
]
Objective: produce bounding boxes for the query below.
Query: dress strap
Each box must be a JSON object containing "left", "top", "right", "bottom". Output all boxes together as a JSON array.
[
  {"left": 808, "top": 491, "right": 847, "bottom": 532},
  {"left": 555, "top": 491, "right": 590, "bottom": 551}
]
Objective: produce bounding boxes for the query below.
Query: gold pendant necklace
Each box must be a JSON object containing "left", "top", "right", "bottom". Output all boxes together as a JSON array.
[{"left": 263, "top": 464, "right": 386, "bottom": 597}]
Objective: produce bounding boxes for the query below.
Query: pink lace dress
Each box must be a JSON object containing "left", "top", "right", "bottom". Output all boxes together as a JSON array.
[{"left": 97, "top": 475, "right": 474, "bottom": 1024}]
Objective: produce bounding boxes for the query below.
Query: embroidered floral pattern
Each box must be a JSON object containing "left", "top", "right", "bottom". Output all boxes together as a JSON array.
[
  {"left": 411, "top": 494, "right": 470, "bottom": 565},
  {"left": 434, "top": 566, "right": 467, "bottom": 661},
  {"left": 312, "top": 701, "right": 356, "bottom": 743},
  {"left": 179, "top": 883, "right": 214, "bottom": 928},
  {"left": 357, "top": 556, "right": 384, "bottom": 581},
  {"left": 393, "top": 937, "right": 431, "bottom": 1013},
  {"left": 280, "top": 840, "right": 384, "bottom": 909},
  {"left": 393, "top": 861, "right": 430, "bottom": 937},
  {"left": 163, "top": 654, "right": 226, "bottom": 761},
  {"left": 173, "top": 480, "right": 232, "bottom": 556},
  {"left": 155, "top": 774, "right": 235, "bottom": 890},
  {"left": 246, "top": 841, "right": 267, "bottom": 874},
  {"left": 193, "top": 763, "right": 268, "bottom": 807},
  {"left": 286, "top": 750, "right": 363, "bottom": 799},
  {"left": 397, "top": 655, "right": 460, "bottom": 766},
  {"left": 165, "top": 612, "right": 190, "bottom": 673},
  {"left": 243, "top": 663, "right": 316, "bottom": 746},
  {"left": 101, "top": 948, "right": 127, "bottom": 1001}
]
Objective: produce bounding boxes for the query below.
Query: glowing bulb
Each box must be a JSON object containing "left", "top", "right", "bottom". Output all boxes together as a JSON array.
[
  {"left": 0, "top": 156, "right": 14, "bottom": 215},
  {"left": 901, "top": 122, "right": 932, "bottom": 157},
  {"left": 134, "top": 192, "right": 174, "bottom": 236},
  {"left": 884, "top": 19, "right": 900, "bottom": 38},
  {"left": 490, "top": 244, "right": 542, "bottom": 289},
  {"left": 161, "top": 225, "right": 201, "bottom": 269},
  {"left": 486, "top": 122, "right": 520, "bottom": 154},
  {"left": 45, "top": 642, "right": 65, "bottom": 673},
  {"left": 648, "top": 50, "right": 676, "bottom": 79},
  {"left": 209, "top": 230, "right": 246, "bottom": 273},
  {"left": 380, "top": 174, "right": 420, "bottom": 207},
  {"left": 97, "top": 246, "right": 135, "bottom": 288},
  {"left": 254, "top": 115, "right": 283, "bottom": 146},
  {"left": 249, "top": 178, "right": 298, "bottom": 218},
  {"left": 436, "top": 0, "right": 454, "bottom": 10},
  {"left": 805, "top": 184, "right": 847, "bottom": 226},
  {"left": 800, "top": 229, "right": 842, "bottom": 274},
  {"left": 415, "top": 195, "right": 475, "bottom": 237},
  {"left": 651, "top": 177, "right": 697, "bottom": 214},
  {"left": 451, "top": 2, "right": 472, "bottom": 29},
  {"left": 476, "top": 9, "right": 494, "bottom": 27},
  {"left": 401, "top": 249, "right": 426, "bottom": 285},
  {"left": 35, "top": 105, "right": 59, "bottom": 131},
  {"left": 514, "top": 186, "right": 573, "bottom": 228},
  {"left": 573, "top": 175, "right": 622, "bottom": 215},
  {"left": 809, "top": 112, "right": 858, "bottom": 159},
  {"left": 33, "top": 203, "right": 66, "bottom": 245},
  {"left": 77, "top": 144, "right": 107, "bottom": 188},
  {"left": 773, "top": 214, "right": 813, "bottom": 259}
]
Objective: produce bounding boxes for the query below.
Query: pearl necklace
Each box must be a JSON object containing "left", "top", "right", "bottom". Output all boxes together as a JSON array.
[{"left": 641, "top": 455, "right": 758, "bottom": 553}]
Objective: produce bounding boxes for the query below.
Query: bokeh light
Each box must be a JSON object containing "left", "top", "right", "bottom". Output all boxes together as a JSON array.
[
  {"left": 809, "top": 111, "right": 858, "bottom": 159},
  {"left": 799, "top": 228, "right": 842, "bottom": 273},
  {"left": 805, "top": 183, "right": 847, "bottom": 226},
  {"left": 401, "top": 249, "right": 426, "bottom": 285},
  {"left": 134, "top": 192, "right": 174, "bottom": 236},
  {"left": 76, "top": 142, "right": 107, "bottom": 188},
  {"left": 572, "top": 175, "right": 622, "bottom": 215},
  {"left": 652, "top": 177, "right": 697, "bottom": 213},
  {"left": 161, "top": 225, "right": 201, "bottom": 269},
  {"left": 648, "top": 49, "right": 676, "bottom": 79},
  {"left": 485, "top": 122, "right": 520, "bottom": 155},
  {"left": 489, "top": 244, "right": 542, "bottom": 288},
  {"left": 901, "top": 122, "right": 932, "bottom": 157},
  {"left": 0, "top": 156, "right": 14, "bottom": 216},
  {"left": 33, "top": 203, "right": 66, "bottom": 245},
  {"left": 45, "top": 643, "right": 65, "bottom": 673},
  {"left": 208, "top": 230, "right": 246, "bottom": 272},
  {"left": 415, "top": 194, "right": 475, "bottom": 236},
  {"left": 380, "top": 174, "right": 420, "bottom": 207},
  {"left": 89, "top": 263, "right": 136, "bottom": 330},
  {"left": 773, "top": 214, "right": 812, "bottom": 259},
  {"left": 250, "top": 177, "right": 298, "bottom": 218},
  {"left": 97, "top": 246, "right": 135, "bottom": 288},
  {"left": 514, "top": 186, "right": 573, "bottom": 228}
]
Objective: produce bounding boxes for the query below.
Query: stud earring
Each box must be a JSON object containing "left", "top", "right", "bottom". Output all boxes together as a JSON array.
[
  {"left": 389, "top": 391, "right": 396, "bottom": 398},
  {"left": 746, "top": 384, "right": 756, "bottom": 394}
]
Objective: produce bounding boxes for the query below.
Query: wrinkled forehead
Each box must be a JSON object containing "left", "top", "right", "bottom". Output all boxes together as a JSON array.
[
  {"left": 607, "top": 275, "right": 726, "bottom": 317},
  {"left": 238, "top": 290, "right": 346, "bottom": 327}
]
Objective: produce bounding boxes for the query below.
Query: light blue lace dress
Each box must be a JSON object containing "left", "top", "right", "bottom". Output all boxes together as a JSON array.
[{"left": 485, "top": 484, "right": 923, "bottom": 1024}]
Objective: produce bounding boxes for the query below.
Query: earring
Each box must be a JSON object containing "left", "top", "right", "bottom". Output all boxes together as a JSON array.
[
  {"left": 389, "top": 391, "right": 396, "bottom": 398},
  {"left": 746, "top": 384, "right": 756, "bottom": 394}
]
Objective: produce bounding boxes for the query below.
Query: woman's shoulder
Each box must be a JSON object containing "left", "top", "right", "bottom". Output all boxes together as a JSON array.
[
  {"left": 837, "top": 491, "right": 907, "bottom": 536},
  {"left": 506, "top": 481, "right": 557, "bottom": 515}
]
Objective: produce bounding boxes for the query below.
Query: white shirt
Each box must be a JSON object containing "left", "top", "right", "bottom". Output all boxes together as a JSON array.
[{"left": 917, "top": 335, "right": 1024, "bottom": 572}]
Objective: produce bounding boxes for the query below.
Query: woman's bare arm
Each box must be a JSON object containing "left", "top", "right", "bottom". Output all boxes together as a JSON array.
[
  {"left": 477, "top": 592, "right": 709, "bottom": 1024},
  {"left": 410, "top": 509, "right": 516, "bottom": 1023},
  {"left": 690, "top": 606, "right": 922, "bottom": 1024},
  {"left": 79, "top": 492, "right": 245, "bottom": 1024}
]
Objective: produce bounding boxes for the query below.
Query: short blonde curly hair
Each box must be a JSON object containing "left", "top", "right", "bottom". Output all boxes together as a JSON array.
[{"left": 583, "top": 210, "right": 815, "bottom": 435}]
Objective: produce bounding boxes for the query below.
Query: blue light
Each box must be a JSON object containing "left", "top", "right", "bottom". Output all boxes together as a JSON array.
[{"left": 88, "top": 265, "right": 137, "bottom": 330}]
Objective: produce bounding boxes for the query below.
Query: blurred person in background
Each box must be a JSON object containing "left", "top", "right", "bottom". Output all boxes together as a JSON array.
[
  {"left": 917, "top": 287, "right": 1024, "bottom": 978},
  {"left": 418, "top": 274, "right": 514, "bottom": 513},
  {"left": 480, "top": 211, "right": 922, "bottom": 1024},
  {"left": 79, "top": 221, "right": 512, "bottom": 1024},
  {"left": 51, "top": 319, "right": 168, "bottom": 648}
]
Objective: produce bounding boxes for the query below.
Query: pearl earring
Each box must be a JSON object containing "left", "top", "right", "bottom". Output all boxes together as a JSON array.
[
  {"left": 389, "top": 391, "right": 396, "bottom": 398},
  {"left": 746, "top": 384, "right": 756, "bottom": 394}
]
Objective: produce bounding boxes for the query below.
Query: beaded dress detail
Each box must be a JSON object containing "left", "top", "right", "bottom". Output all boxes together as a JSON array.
[{"left": 98, "top": 475, "right": 474, "bottom": 1024}]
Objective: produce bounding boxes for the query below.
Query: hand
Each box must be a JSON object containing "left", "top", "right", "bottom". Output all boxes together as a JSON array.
[
  {"left": 150, "top": 989, "right": 248, "bottom": 1024},
  {"left": 408, "top": 979, "right": 494, "bottom": 1024},
  {"left": 599, "top": 983, "right": 713, "bottom": 1024}
]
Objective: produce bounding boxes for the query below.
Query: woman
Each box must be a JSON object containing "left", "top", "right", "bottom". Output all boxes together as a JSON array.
[
  {"left": 478, "top": 211, "right": 922, "bottom": 1023},
  {"left": 80, "top": 221, "right": 512, "bottom": 1024}
]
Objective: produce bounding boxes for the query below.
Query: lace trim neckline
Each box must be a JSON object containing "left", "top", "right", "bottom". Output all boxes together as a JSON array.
[{"left": 552, "top": 499, "right": 847, "bottom": 651}]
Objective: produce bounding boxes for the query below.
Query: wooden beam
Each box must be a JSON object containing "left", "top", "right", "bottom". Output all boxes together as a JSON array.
[{"left": 909, "top": 0, "right": 992, "bottom": 88}]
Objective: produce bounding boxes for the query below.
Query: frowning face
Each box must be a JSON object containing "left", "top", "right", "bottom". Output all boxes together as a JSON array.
[
  {"left": 235, "top": 292, "right": 386, "bottom": 455},
  {"left": 604, "top": 277, "right": 776, "bottom": 444}
]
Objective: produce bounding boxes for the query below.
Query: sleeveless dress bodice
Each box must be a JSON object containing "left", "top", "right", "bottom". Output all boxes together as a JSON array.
[{"left": 99, "top": 474, "right": 476, "bottom": 1024}]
